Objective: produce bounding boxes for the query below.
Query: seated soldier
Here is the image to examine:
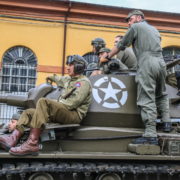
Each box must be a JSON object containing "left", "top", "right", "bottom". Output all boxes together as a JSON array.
[
  {"left": 8, "top": 119, "right": 17, "bottom": 133},
  {"left": 91, "top": 48, "right": 128, "bottom": 76},
  {"left": 114, "top": 35, "right": 137, "bottom": 70},
  {"left": 0, "top": 55, "right": 92, "bottom": 156},
  {"left": 83, "top": 37, "right": 106, "bottom": 65},
  {"left": 0, "top": 113, "right": 20, "bottom": 134},
  {"left": 83, "top": 37, "right": 106, "bottom": 76}
]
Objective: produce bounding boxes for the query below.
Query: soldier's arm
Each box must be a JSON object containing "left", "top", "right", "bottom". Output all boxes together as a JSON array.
[
  {"left": 46, "top": 74, "right": 66, "bottom": 87},
  {"left": 59, "top": 80, "right": 91, "bottom": 110},
  {"left": 103, "top": 27, "right": 136, "bottom": 61},
  {"left": 108, "top": 47, "right": 120, "bottom": 59}
]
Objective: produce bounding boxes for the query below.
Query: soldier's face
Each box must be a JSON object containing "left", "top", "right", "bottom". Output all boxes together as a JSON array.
[
  {"left": 128, "top": 15, "right": 141, "bottom": 27},
  {"left": 67, "top": 64, "right": 75, "bottom": 76},
  {"left": 8, "top": 119, "right": 17, "bottom": 132},
  {"left": 114, "top": 37, "right": 121, "bottom": 46},
  {"left": 92, "top": 46, "right": 96, "bottom": 53}
]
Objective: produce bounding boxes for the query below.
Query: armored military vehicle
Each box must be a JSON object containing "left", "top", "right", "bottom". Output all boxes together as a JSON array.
[{"left": 0, "top": 60, "right": 179, "bottom": 180}]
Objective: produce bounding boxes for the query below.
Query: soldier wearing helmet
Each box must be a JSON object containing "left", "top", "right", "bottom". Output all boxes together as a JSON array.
[
  {"left": 100, "top": 10, "right": 172, "bottom": 146},
  {"left": 66, "top": 55, "right": 88, "bottom": 75},
  {"left": 0, "top": 55, "right": 92, "bottom": 156},
  {"left": 91, "top": 47, "right": 128, "bottom": 76},
  {"left": 83, "top": 37, "right": 106, "bottom": 76},
  {"left": 91, "top": 38, "right": 106, "bottom": 54}
]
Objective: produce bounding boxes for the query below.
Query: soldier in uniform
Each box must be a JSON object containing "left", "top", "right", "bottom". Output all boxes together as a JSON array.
[
  {"left": 114, "top": 35, "right": 137, "bottom": 70},
  {"left": 83, "top": 38, "right": 106, "bottom": 76},
  {"left": 0, "top": 55, "right": 92, "bottom": 156},
  {"left": 0, "top": 113, "right": 20, "bottom": 135},
  {"left": 100, "top": 10, "right": 172, "bottom": 145},
  {"left": 91, "top": 48, "right": 128, "bottom": 76}
]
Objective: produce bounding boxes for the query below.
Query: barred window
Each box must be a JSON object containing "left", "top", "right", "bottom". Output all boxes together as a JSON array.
[
  {"left": 1, "top": 46, "right": 37, "bottom": 93},
  {"left": 0, "top": 46, "right": 37, "bottom": 123},
  {"left": 163, "top": 46, "right": 180, "bottom": 71}
]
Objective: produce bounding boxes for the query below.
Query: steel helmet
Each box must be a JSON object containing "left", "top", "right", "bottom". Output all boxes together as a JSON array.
[{"left": 66, "top": 55, "right": 87, "bottom": 74}]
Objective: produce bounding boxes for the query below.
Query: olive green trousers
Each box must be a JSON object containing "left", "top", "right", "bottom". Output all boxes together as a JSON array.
[
  {"left": 136, "top": 53, "right": 170, "bottom": 137},
  {"left": 16, "top": 98, "right": 80, "bottom": 133}
]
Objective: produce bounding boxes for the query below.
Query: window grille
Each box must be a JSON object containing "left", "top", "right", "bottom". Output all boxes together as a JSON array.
[
  {"left": 163, "top": 46, "right": 180, "bottom": 72},
  {"left": 0, "top": 46, "right": 37, "bottom": 124}
]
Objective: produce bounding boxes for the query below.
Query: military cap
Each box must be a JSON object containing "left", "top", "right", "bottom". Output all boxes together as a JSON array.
[
  {"left": 98, "top": 48, "right": 111, "bottom": 54},
  {"left": 125, "top": 10, "right": 144, "bottom": 22}
]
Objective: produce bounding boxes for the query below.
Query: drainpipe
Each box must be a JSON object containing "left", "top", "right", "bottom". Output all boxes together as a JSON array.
[{"left": 62, "top": 1, "right": 72, "bottom": 75}]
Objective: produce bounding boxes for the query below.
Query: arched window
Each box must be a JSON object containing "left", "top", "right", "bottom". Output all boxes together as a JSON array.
[{"left": 1, "top": 46, "right": 37, "bottom": 92}]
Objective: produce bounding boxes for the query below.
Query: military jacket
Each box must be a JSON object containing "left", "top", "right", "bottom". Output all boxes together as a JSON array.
[
  {"left": 50, "top": 75, "right": 92, "bottom": 120},
  {"left": 117, "top": 21, "right": 162, "bottom": 63}
]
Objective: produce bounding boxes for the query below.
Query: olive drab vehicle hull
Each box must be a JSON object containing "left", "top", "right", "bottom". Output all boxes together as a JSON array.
[{"left": 0, "top": 72, "right": 180, "bottom": 180}]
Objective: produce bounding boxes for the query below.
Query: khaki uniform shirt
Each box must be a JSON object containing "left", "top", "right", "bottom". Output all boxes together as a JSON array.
[
  {"left": 116, "top": 47, "right": 137, "bottom": 70},
  {"left": 51, "top": 75, "right": 92, "bottom": 120}
]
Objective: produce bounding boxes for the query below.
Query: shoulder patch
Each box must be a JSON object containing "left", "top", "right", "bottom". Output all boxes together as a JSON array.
[{"left": 75, "top": 82, "right": 81, "bottom": 87}]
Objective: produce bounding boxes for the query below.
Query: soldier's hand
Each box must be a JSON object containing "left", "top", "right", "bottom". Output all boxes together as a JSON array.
[
  {"left": 46, "top": 76, "right": 54, "bottom": 84},
  {"left": 100, "top": 57, "right": 109, "bottom": 63},
  {"left": 100, "top": 53, "right": 111, "bottom": 63}
]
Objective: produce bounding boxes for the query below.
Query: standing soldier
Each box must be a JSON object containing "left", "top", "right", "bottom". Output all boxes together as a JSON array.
[
  {"left": 0, "top": 55, "right": 92, "bottom": 156},
  {"left": 100, "top": 10, "right": 172, "bottom": 145}
]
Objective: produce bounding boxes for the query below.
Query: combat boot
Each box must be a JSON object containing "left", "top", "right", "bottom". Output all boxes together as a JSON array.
[
  {"left": 0, "top": 129, "right": 22, "bottom": 151},
  {"left": 132, "top": 137, "right": 158, "bottom": 145},
  {"left": 163, "top": 122, "right": 172, "bottom": 132},
  {"left": 9, "top": 128, "right": 41, "bottom": 156}
]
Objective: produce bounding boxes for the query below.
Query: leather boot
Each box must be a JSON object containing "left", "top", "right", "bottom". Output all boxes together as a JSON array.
[
  {"left": 9, "top": 128, "right": 41, "bottom": 156},
  {"left": 0, "top": 129, "right": 22, "bottom": 151}
]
